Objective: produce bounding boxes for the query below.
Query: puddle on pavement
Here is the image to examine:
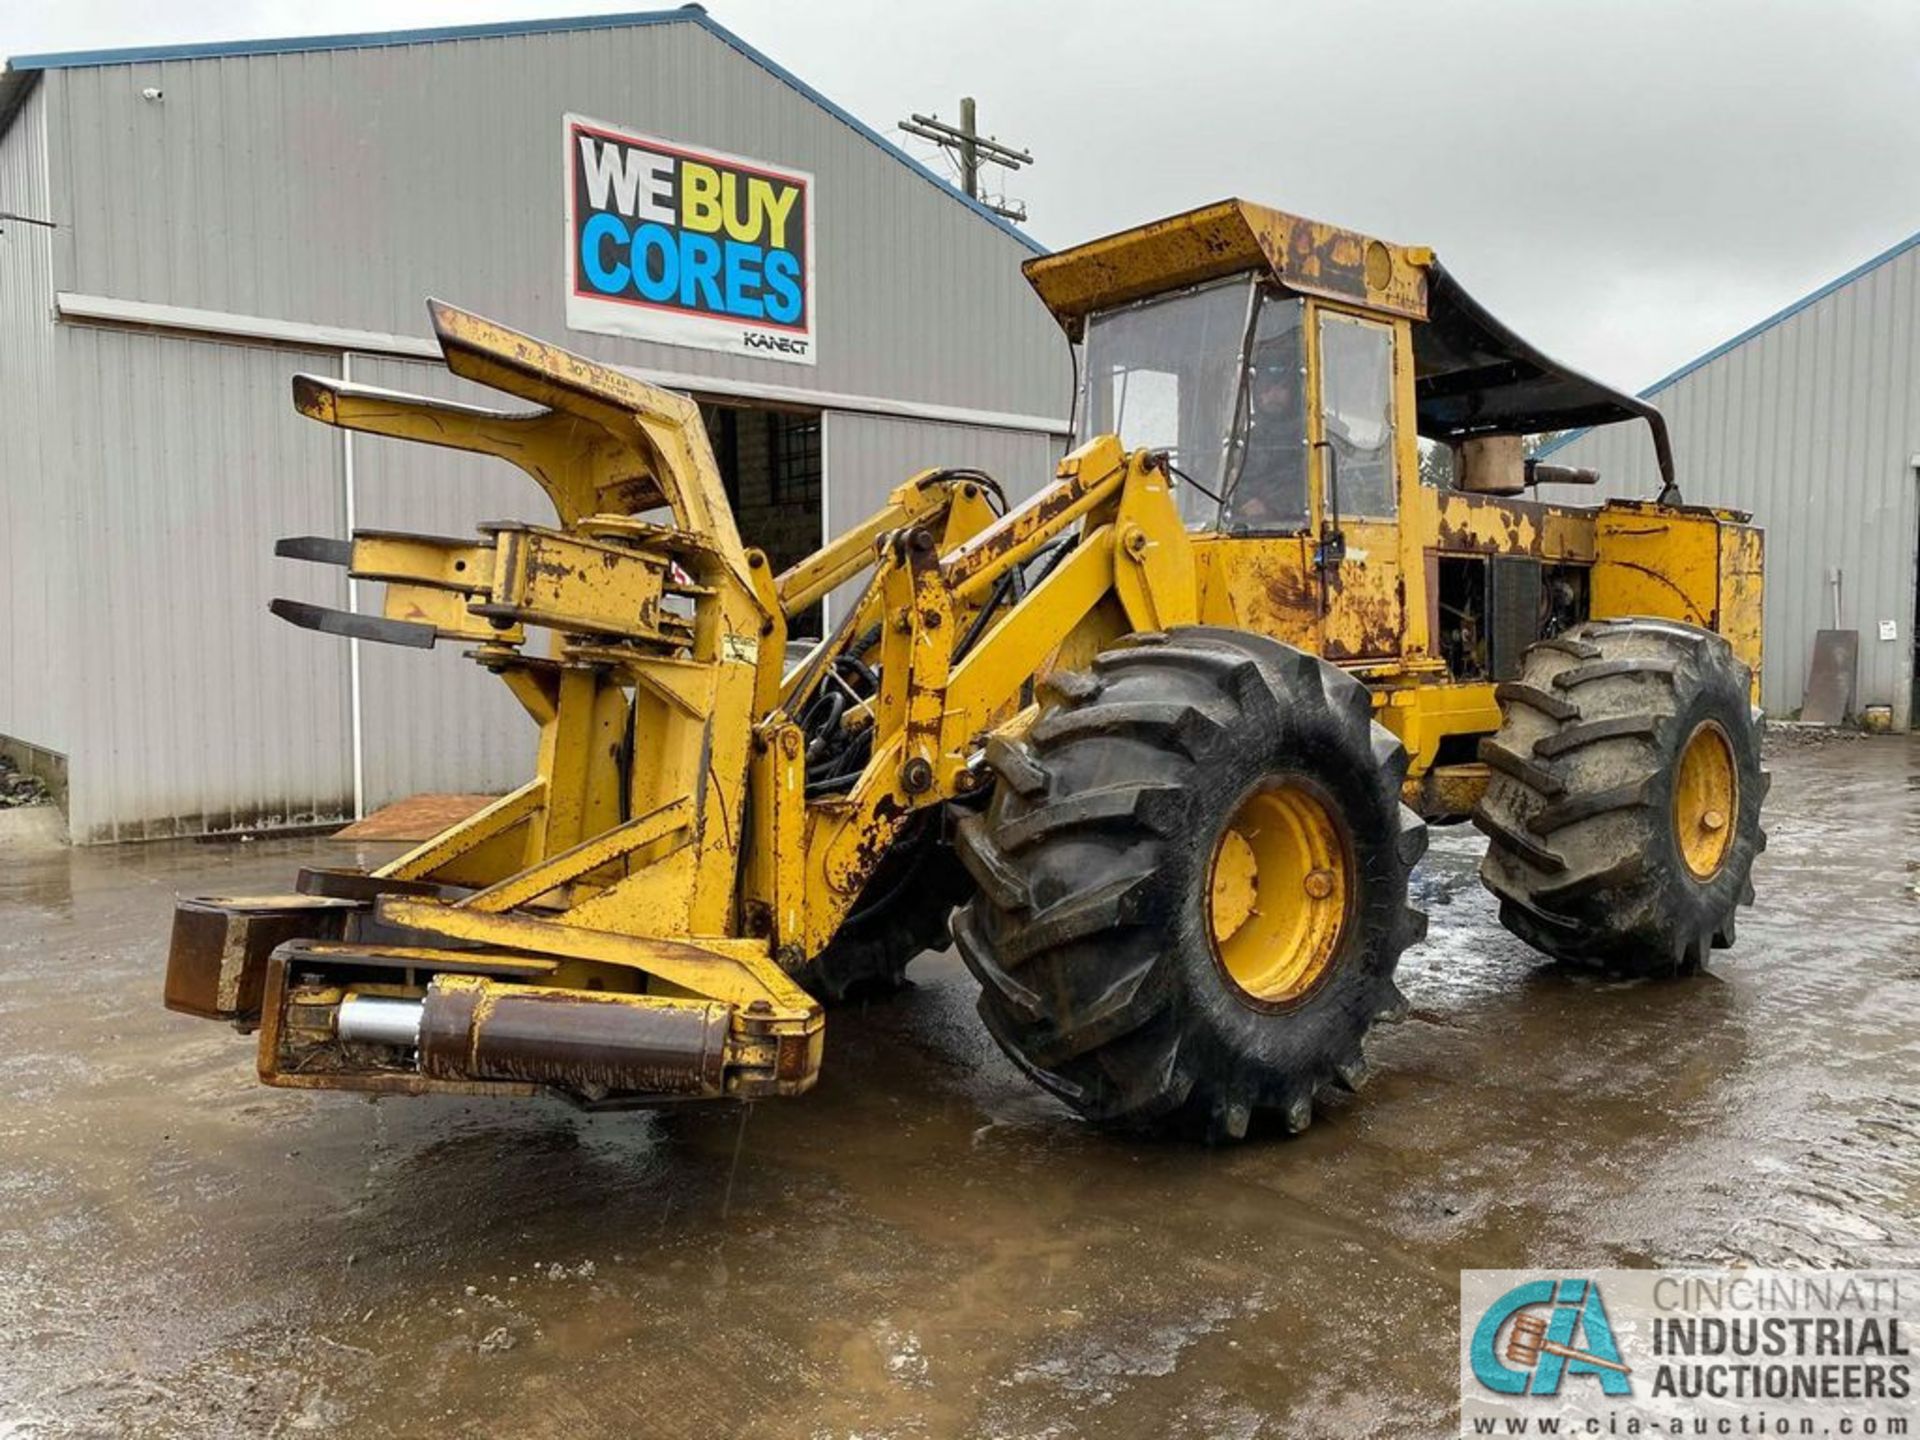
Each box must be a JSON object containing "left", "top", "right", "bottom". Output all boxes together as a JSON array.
[{"left": 0, "top": 738, "right": 1914, "bottom": 1437}]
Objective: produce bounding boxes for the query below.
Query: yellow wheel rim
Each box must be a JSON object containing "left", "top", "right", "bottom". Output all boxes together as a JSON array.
[
  {"left": 1673, "top": 720, "right": 1738, "bottom": 880},
  {"left": 1206, "top": 781, "right": 1351, "bottom": 1006}
]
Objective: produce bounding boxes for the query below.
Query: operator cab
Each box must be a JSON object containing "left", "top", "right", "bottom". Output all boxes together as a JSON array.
[
  {"left": 1075, "top": 276, "right": 1396, "bottom": 535},
  {"left": 1042, "top": 199, "right": 1681, "bottom": 533}
]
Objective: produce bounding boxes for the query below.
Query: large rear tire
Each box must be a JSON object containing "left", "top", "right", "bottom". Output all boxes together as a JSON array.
[
  {"left": 1475, "top": 617, "right": 1767, "bottom": 976},
  {"left": 952, "top": 627, "right": 1427, "bottom": 1143}
]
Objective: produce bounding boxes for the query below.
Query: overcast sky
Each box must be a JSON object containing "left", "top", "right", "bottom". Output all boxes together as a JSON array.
[{"left": 7, "top": 0, "right": 1917, "bottom": 390}]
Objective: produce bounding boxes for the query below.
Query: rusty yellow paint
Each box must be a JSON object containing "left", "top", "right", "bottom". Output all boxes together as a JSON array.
[
  {"left": 1593, "top": 501, "right": 1722, "bottom": 628},
  {"left": 287, "top": 305, "right": 787, "bottom": 1041},
  {"left": 1377, "top": 681, "right": 1503, "bottom": 776},
  {"left": 1389, "top": 315, "right": 1429, "bottom": 658},
  {"left": 773, "top": 468, "right": 960, "bottom": 620},
  {"left": 797, "top": 442, "right": 1192, "bottom": 955},
  {"left": 938, "top": 482, "right": 1001, "bottom": 555},
  {"left": 1302, "top": 302, "right": 1405, "bottom": 661},
  {"left": 739, "top": 717, "right": 807, "bottom": 955},
  {"left": 1111, "top": 458, "right": 1198, "bottom": 632},
  {"left": 352, "top": 533, "right": 496, "bottom": 589},
  {"left": 1718, "top": 521, "right": 1766, "bottom": 702},
  {"left": 1192, "top": 526, "right": 1409, "bottom": 663},
  {"left": 741, "top": 549, "right": 787, "bottom": 714},
  {"left": 1320, "top": 520, "right": 1405, "bottom": 660},
  {"left": 378, "top": 779, "right": 546, "bottom": 884},
  {"left": 383, "top": 581, "right": 525, "bottom": 644},
  {"left": 369, "top": 900, "right": 802, "bottom": 1009},
  {"left": 294, "top": 301, "right": 776, "bottom": 951},
  {"left": 358, "top": 899, "right": 822, "bottom": 1099},
  {"left": 177, "top": 199, "right": 1772, "bottom": 1112},
  {"left": 457, "top": 797, "right": 693, "bottom": 914},
  {"left": 942, "top": 437, "right": 1132, "bottom": 601},
  {"left": 948, "top": 531, "right": 1120, "bottom": 753},
  {"left": 1023, "top": 199, "right": 1430, "bottom": 333},
  {"left": 346, "top": 532, "right": 522, "bottom": 644},
  {"left": 300, "top": 303, "right": 757, "bottom": 598},
  {"left": 1192, "top": 534, "right": 1321, "bottom": 646},
  {"left": 1401, "top": 761, "right": 1491, "bottom": 819},
  {"left": 491, "top": 525, "right": 674, "bottom": 638},
  {"left": 1427, "top": 490, "right": 1600, "bottom": 563}
]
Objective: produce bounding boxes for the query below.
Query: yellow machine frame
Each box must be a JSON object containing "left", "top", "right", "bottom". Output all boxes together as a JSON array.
[
  {"left": 165, "top": 200, "right": 1763, "bottom": 1110},
  {"left": 1027, "top": 200, "right": 1761, "bottom": 804}
]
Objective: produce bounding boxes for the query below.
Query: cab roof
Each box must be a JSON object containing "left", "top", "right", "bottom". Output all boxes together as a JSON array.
[
  {"left": 1025, "top": 199, "right": 1675, "bottom": 489},
  {"left": 1022, "top": 198, "right": 1432, "bottom": 328}
]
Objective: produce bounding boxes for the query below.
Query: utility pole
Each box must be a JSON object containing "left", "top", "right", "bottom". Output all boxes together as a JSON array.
[{"left": 899, "top": 98, "right": 1032, "bottom": 223}]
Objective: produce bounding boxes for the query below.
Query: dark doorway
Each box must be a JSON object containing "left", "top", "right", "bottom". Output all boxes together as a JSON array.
[{"left": 701, "top": 404, "right": 825, "bottom": 639}]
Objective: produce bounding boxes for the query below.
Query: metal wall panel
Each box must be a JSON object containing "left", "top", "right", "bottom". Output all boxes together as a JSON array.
[
  {"left": 822, "top": 411, "right": 1061, "bottom": 624},
  {"left": 18, "top": 20, "right": 1084, "bottom": 838},
  {"left": 59, "top": 326, "right": 352, "bottom": 841},
  {"left": 0, "top": 81, "right": 71, "bottom": 754},
  {"left": 347, "top": 354, "right": 551, "bottom": 808},
  {"left": 1541, "top": 243, "right": 1920, "bottom": 728},
  {"left": 41, "top": 21, "right": 1072, "bottom": 421}
]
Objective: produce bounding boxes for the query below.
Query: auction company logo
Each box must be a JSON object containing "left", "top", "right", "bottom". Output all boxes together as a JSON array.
[
  {"left": 564, "top": 114, "right": 815, "bottom": 365},
  {"left": 1470, "top": 1277, "right": 1634, "bottom": 1398}
]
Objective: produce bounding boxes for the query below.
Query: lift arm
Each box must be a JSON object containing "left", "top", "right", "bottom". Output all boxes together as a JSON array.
[{"left": 164, "top": 301, "right": 1195, "bottom": 1111}]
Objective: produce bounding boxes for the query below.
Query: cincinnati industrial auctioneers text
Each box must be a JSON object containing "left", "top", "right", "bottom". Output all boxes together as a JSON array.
[
  {"left": 1649, "top": 1275, "right": 1911, "bottom": 1404},
  {"left": 1460, "top": 1270, "right": 1917, "bottom": 1437}
]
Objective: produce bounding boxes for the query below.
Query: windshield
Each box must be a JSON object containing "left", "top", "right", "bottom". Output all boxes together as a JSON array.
[{"left": 1076, "top": 277, "right": 1255, "bottom": 525}]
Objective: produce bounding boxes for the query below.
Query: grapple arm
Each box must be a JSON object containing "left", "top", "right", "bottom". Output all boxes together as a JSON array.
[
  {"left": 163, "top": 301, "right": 1199, "bottom": 1114},
  {"left": 168, "top": 303, "right": 813, "bottom": 1105}
]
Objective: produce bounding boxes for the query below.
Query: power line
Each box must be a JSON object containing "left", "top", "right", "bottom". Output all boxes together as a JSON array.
[{"left": 897, "top": 97, "right": 1031, "bottom": 223}]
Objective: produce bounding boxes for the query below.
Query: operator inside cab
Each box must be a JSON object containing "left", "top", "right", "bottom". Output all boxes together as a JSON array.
[{"left": 1221, "top": 300, "right": 1308, "bottom": 533}]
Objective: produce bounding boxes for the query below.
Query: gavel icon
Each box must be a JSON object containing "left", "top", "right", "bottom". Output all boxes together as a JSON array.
[{"left": 1505, "top": 1312, "right": 1632, "bottom": 1375}]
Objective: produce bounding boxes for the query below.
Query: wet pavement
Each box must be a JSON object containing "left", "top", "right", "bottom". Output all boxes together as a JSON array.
[{"left": 1, "top": 735, "right": 1915, "bottom": 1438}]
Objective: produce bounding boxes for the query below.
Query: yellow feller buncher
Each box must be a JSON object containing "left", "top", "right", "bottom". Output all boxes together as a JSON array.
[{"left": 165, "top": 201, "right": 1768, "bottom": 1141}]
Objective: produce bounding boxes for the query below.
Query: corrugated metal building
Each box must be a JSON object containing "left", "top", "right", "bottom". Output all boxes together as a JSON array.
[
  {"left": 0, "top": 7, "right": 1072, "bottom": 843},
  {"left": 1537, "top": 232, "right": 1920, "bottom": 730}
]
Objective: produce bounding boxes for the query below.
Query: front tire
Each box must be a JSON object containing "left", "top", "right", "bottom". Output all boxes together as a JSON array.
[
  {"left": 952, "top": 627, "right": 1427, "bottom": 1143},
  {"left": 1475, "top": 617, "right": 1767, "bottom": 975}
]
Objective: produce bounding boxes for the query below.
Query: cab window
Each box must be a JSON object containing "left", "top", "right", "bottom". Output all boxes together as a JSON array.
[
  {"left": 1220, "top": 296, "right": 1307, "bottom": 533},
  {"left": 1077, "top": 277, "right": 1253, "bottom": 526},
  {"left": 1317, "top": 313, "right": 1397, "bottom": 517}
]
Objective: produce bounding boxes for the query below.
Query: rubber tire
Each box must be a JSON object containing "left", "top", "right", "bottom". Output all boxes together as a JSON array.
[
  {"left": 1475, "top": 617, "right": 1768, "bottom": 976},
  {"left": 792, "top": 815, "right": 975, "bottom": 1003},
  {"left": 951, "top": 627, "right": 1428, "bottom": 1144}
]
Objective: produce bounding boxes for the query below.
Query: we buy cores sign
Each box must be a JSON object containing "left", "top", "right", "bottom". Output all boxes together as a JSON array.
[{"left": 565, "top": 114, "right": 815, "bottom": 363}]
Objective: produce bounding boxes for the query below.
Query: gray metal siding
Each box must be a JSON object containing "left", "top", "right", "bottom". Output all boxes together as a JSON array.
[
  {"left": 823, "top": 411, "right": 1060, "bottom": 623},
  {"left": 347, "top": 353, "right": 549, "bottom": 807},
  {"left": 41, "top": 24, "right": 1071, "bottom": 420},
  {"left": 13, "top": 24, "right": 1078, "bottom": 839},
  {"left": 0, "top": 82, "right": 71, "bottom": 755},
  {"left": 1542, "top": 243, "right": 1920, "bottom": 728},
  {"left": 59, "top": 326, "right": 352, "bottom": 842}
]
